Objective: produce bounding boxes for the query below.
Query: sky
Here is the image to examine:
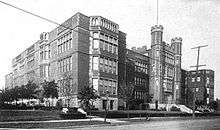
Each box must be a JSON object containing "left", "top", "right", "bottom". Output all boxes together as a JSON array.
[{"left": 0, "top": 0, "right": 219, "bottom": 98}]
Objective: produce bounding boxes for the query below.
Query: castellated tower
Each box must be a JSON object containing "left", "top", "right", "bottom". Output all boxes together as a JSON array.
[
  {"left": 150, "top": 25, "right": 164, "bottom": 103},
  {"left": 171, "top": 37, "right": 182, "bottom": 104}
]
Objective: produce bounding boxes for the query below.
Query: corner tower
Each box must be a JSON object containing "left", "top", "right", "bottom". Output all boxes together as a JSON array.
[
  {"left": 171, "top": 37, "right": 182, "bottom": 104},
  {"left": 149, "top": 25, "right": 164, "bottom": 103}
]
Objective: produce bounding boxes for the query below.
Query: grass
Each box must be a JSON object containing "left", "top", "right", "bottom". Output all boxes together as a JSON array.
[
  {"left": 0, "top": 121, "right": 109, "bottom": 129},
  {"left": 0, "top": 110, "right": 61, "bottom": 122}
]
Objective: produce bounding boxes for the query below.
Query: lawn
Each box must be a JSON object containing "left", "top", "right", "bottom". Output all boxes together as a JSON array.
[
  {"left": 0, "top": 121, "right": 109, "bottom": 129},
  {"left": 0, "top": 110, "right": 61, "bottom": 122}
]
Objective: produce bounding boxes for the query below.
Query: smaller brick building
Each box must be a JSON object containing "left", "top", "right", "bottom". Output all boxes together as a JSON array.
[
  {"left": 185, "top": 69, "right": 214, "bottom": 106},
  {"left": 118, "top": 46, "right": 150, "bottom": 109}
]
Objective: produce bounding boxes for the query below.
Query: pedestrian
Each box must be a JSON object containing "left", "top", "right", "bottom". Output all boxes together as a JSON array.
[{"left": 146, "top": 113, "right": 150, "bottom": 121}]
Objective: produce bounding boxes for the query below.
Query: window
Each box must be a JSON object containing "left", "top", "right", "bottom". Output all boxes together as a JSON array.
[
  {"left": 100, "top": 33, "right": 104, "bottom": 39},
  {"left": 207, "top": 77, "right": 210, "bottom": 84},
  {"left": 40, "top": 65, "right": 49, "bottom": 77},
  {"left": 105, "top": 35, "right": 108, "bottom": 41},
  {"left": 109, "top": 44, "right": 112, "bottom": 53},
  {"left": 92, "top": 78, "right": 98, "bottom": 91},
  {"left": 20, "top": 65, "right": 24, "bottom": 71},
  {"left": 99, "top": 79, "right": 103, "bottom": 87},
  {"left": 48, "top": 50, "right": 51, "bottom": 58},
  {"left": 100, "top": 40, "right": 104, "bottom": 50},
  {"left": 104, "top": 42, "right": 108, "bottom": 50},
  {"left": 197, "top": 77, "right": 201, "bottom": 82},
  {"left": 99, "top": 58, "right": 104, "bottom": 71},
  {"left": 113, "top": 38, "right": 117, "bottom": 44},
  {"left": 104, "top": 59, "right": 108, "bottom": 72},
  {"left": 109, "top": 37, "right": 113, "bottom": 43},
  {"left": 40, "top": 51, "right": 44, "bottom": 60},
  {"left": 93, "top": 40, "right": 99, "bottom": 49},
  {"left": 192, "top": 78, "right": 195, "bottom": 82},
  {"left": 45, "top": 51, "right": 49, "bottom": 59},
  {"left": 93, "top": 56, "right": 99, "bottom": 70},
  {"left": 57, "top": 31, "right": 72, "bottom": 54},
  {"left": 106, "top": 59, "right": 109, "bottom": 73},
  {"left": 196, "top": 88, "right": 199, "bottom": 92},
  {"left": 104, "top": 79, "right": 108, "bottom": 90},
  {"left": 109, "top": 60, "right": 113, "bottom": 73},
  {"left": 207, "top": 88, "right": 210, "bottom": 94},
  {"left": 58, "top": 57, "right": 72, "bottom": 73},
  {"left": 69, "top": 39, "right": 72, "bottom": 49},
  {"left": 93, "top": 32, "right": 99, "bottom": 38}
]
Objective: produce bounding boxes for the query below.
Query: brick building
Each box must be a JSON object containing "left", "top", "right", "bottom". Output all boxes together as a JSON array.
[
  {"left": 186, "top": 69, "right": 215, "bottom": 106},
  {"left": 118, "top": 47, "right": 150, "bottom": 109},
  {"left": 149, "top": 25, "right": 182, "bottom": 104},
  {"left": 5, "top": 12, "right": 215, "bottom": 110},
  {"left": 5, "top": 12, "right": 125, "bottom": 110}
]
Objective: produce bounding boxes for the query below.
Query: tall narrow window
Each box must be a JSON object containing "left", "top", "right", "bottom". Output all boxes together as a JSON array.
[
  {"left": 99, "top": 58, "right": 103, "bottom": 71},
  {"left": 197, "top": 77, "right": 201, "bottom": 82},
  {"left": 109, "top": 44, "right": 112, "bottom": 53},
  {"left": 100, "top": 40, "right": 104, "bottom": 50},
  {"left": 104, "top": 42, "right": 108, "bottom": 51},
  {"left": 93, "top": 40, "right": 99, "bottom": 49},
  {"left": 92, "top": 78, "right": 98, "bottom": 91},
  {"left": 93, "top": 56, "right": 99, "bottom": 70}
]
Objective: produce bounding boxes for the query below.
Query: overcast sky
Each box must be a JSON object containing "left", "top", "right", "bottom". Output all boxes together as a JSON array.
[{"left": 0, "top": 0, "right": 219, "bottom": 98}]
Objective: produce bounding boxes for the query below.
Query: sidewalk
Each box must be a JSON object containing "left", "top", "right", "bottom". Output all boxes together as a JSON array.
[
  {"left": 0, "top": 116, "right": 127, "bottom": 125},
  {"left": 1, "top": 116, "right": 219, "bottom": 129},
  {"left": 1, "top": 115, "right": 219, "bottom": 124}
]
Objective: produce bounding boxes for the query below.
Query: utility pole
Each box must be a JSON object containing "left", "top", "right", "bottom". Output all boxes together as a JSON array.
[
  {"left": 190, "top": 45, "right": 208, "bottom": 118},
  {"left": 157, "top": 0, "right": 159, "bottom": 25}
]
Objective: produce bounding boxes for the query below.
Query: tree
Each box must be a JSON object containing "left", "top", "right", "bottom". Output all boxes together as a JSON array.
[
  {"left": 10, "top": 86, "right": 21, "bottom": 104},
  {"left": 42, "top": 80, "right": 58, "bottom": 106},
  {"left": 208, "top": 101, "right": 218, "bottom": 111},
  {"left": 60, "top": 72, "right": 74, "bottom": 107},
  {"left": 0, "top": 89, "right": 12, "bottom": 104},
  {"left": 78, "top": 85, "right": 100, "bottom": 110},
  {"left": 23, "top": 81, "right": 39, "bottom": 99},
  {"left": 118, "top": 82, "right": 135, "bottom": 110},
  {"left": 0, "top": 87, "right": 20, "bottom": 104}
]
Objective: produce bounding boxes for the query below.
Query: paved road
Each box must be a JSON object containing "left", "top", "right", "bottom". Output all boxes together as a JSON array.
[{"left": 70, "top": 118, "right": 220, "bottom": 130}]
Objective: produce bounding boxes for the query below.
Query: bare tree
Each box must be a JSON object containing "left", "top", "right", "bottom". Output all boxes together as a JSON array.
[
  {"left": 60, "top": 72, "right": 73, "bottom": 107},
  {"left": 118, "top": 82, "right": 135, "bottom": 110}
]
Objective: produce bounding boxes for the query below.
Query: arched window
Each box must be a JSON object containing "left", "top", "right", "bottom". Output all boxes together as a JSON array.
[{"left": 95, "top": 18, "right": 99, "bottom": 25}]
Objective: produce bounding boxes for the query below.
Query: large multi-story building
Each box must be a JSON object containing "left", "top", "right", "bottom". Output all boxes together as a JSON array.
[
  {"left": 5, "top": 12, "right": 215, "bottom": 110},
  {"left": 185, "top": 69, "right": 215, "bottom": 106},
  {"left": 149, "top": 25, "right": 182, "bottom": 104},
  {"left": 5, "top": 12, "right": 125, "bottom": 110}
]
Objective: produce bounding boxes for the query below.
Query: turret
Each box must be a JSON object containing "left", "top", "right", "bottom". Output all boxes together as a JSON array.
[
  {"left": 171, "top": 37, "right": 182, "bottom": 55},
  {"left": 151, "top": 25, "right": 163, "bottom": 47},
  {"left": 171, "top": 37, "right": 182, "bottom": 104}
]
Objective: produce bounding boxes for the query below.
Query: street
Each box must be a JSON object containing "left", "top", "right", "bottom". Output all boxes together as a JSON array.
[{"left": 70, "top": 118, "right": 220, "bottom": 130}]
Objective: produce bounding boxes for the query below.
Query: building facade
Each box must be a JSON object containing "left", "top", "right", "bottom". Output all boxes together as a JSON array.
[
  {"left": 5, "top": 12, "right": 215, "bottom": 110},
  {"left": 118, "top": 47, "right": 150, "bottom": 109},
  {"left": 149, "top": 25, "right": 182, "bottom": 104},
  {"left": 126, "top": 46, "right": 150, "bottom": 109},
  {"left": 5, "top": 73, "right": 13, "bottom": 90},
  {"left": 186, "top": 69, "right": 215, "bottom": 106},
  {"left": 5, "top": 12, "right": 125, "bottom": 110}
]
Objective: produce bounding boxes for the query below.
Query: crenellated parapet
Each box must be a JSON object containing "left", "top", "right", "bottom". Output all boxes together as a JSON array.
[
  {"left": 131, "top": 46, "right": 148, "bottom": 54},
  {"left": 151, "top": 25, "right": 163, "bottom": 33},
  {"left": 171, "top": 37, "right": 182, "bottom": 43}
]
